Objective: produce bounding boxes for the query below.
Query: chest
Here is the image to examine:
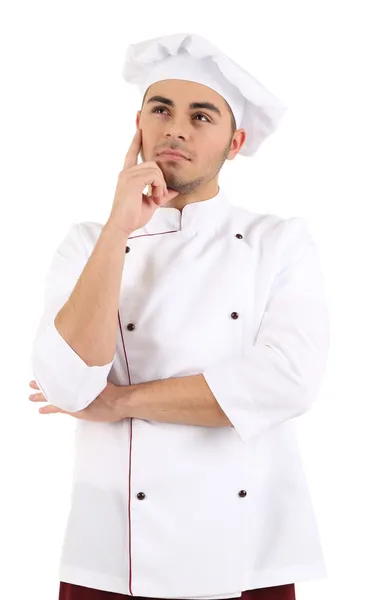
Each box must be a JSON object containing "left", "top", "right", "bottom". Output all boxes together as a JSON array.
[{"left": 113, "top": 230, "right": 277, "bottom": 384}]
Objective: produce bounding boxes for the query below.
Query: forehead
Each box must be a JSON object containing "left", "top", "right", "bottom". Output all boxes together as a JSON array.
[{"left": 145, "top": 79, "right": 230, "bottom": 112}]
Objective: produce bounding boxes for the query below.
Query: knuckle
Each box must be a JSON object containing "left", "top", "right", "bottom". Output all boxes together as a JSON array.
[
  {"left": 118, "top": 168, "right": 130, "bottom": 180},
  {"left": 148, "top": 161, "right": 159, "bottom": 169}
]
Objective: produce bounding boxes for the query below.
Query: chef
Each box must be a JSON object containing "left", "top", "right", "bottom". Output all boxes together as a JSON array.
[{"left": 29, "top": 33, "right": 330, "bottom": 600}]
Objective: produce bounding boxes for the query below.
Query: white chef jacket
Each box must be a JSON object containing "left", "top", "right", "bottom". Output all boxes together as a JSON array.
[{"left": 30, "top": 186, "right": 330, "bottom": 598}]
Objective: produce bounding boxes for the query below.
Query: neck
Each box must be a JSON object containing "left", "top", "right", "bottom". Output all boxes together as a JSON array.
[{"left": 164, "top": 181, "right": 220, "bottom": 211}]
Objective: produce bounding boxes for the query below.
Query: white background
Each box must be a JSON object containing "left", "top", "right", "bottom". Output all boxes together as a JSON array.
[{"left": 1, "top": 1, "right": 370, "bottom": 598}]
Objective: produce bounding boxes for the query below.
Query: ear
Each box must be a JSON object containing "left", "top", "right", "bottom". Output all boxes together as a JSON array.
[{"left": 228, "top": 129, "right": 247, "bottom": 160}]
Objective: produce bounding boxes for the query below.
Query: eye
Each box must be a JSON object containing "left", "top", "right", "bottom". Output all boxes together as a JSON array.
[
  {"left": 194, "top": 113, "right": 210, "bottom": 122},
  {"left": 152, "top": 106, "right": 169, "bottom": 115},
  {"left": 151, "top": 106, "right": 210, "bottom": 122}
]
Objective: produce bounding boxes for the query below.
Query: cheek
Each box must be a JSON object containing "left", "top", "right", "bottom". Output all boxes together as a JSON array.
[
  {"left": 140, "top": 127, "right": 158, "bottom": 156},
  {"left": 139, "top": 136, "right": 151, "bottom": 160},
  {"left": 197, "top": 141, "right": 222, "bottom": 165},
  {"left": 198, "top": 129, "right": 224, "bottom": 153}
]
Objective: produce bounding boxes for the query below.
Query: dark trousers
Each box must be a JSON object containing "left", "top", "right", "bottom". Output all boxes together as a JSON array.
[{"left": 59, "top": 583, "right": 296, "bottom": 600}]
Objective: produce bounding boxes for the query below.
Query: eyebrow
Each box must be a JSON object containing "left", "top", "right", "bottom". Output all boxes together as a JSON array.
[{"left": 146, "top": 95, "right": 222, "bottom": 117}]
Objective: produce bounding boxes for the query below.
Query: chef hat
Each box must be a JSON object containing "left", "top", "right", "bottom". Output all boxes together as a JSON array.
[{"left": 122, "top": 33, "right": 288, "bottom": 157}]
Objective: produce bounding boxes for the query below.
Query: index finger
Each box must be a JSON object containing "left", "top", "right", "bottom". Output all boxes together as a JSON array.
[{"left": 123, "top": 128, "right": 142, "bottom": 170}]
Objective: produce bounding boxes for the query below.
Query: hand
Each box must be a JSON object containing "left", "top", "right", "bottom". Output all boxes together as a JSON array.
[
  {"left": 28, "top": 380, "right": 130, "bottom": 422},
  {"left": 107, "top": 127, "right": 179, "bottom": 236}
]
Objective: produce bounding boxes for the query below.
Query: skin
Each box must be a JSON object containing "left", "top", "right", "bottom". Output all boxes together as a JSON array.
[
  {"left": 28, "top": 79, "right": 246, "bottom": 419},
  {"left": 28, "top": 380, "right": 130, "bottom": 421},
  {"left": 137, "top": 79, "right": 246, "bottom": 211}
]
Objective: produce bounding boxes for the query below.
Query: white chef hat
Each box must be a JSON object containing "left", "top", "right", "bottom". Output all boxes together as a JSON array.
[{"left": 122, "top": 33, "right": 288, "bottom": 157}]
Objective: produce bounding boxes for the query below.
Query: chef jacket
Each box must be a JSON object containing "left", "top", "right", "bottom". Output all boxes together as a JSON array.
[{"left": 30, "top": 186, "right": 330, "bottom": 598}]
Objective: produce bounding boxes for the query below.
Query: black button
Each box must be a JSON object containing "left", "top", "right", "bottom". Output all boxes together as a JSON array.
[
  {"left": 235, "top": 233, "right": 243, "bottom": 239},
  {"left": 137, "top": 492, "right": 146, "bottom": 500},
  {"left": 126, "top": 246, "right": 130, "bottom": 253},
  {"left": 127, "top": 323, "right": 136, "bottom": 331},
  {"left": 238, "top": 490, "right": 247, "bottom": 498},
  {"left": 231, "top": 312, "right": 239, "bottom": 320}
]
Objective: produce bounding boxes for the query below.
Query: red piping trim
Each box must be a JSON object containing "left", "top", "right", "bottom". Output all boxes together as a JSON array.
[{"left": 117, "top": 228, "right": 176, "bottom": 595}]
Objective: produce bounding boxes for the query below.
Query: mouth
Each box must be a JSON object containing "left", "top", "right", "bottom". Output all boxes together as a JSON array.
[
  {"left": 157, "top": 151, "right": 190, "bottom": 161},
  {"left": 158, "top": 155, "right": 187, "bottom": 162}
]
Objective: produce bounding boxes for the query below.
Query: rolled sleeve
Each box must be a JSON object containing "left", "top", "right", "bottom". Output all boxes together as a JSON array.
[
  {"left": 30, "top": 223, "right": 114, "bottom": 412},
  {"left": 202, "top": 217, "right": 330, "bottom": 444}
]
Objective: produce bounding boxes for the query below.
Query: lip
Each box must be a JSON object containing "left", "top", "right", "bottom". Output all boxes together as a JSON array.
[{"left": 157, "top": 150, "right": 190, "bottom": 160}]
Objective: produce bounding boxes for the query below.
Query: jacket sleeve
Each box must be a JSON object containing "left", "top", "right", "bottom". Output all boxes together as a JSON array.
[
  {"left": 29, "top": 223, "right": 115, "bottom": 413},
  {"left": 202, "top": 217, "right": 330, "bottom": 444}
]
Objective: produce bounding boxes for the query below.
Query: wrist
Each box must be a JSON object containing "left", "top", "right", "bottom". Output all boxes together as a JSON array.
[
  {"left": 105, "top": 219, "right": 131, "bottom": 240},
  {"left": 113, "top": 383, "right": 137, "bottom": 419}
]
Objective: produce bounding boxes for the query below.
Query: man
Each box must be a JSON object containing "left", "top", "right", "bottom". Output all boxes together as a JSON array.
[{"left": 29, "top": 33, "right": 330, "bottom": 600}]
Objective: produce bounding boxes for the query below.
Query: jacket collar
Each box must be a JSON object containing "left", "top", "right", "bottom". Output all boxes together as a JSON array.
[{"left": 141, "top": 186, "right": 231, "bottom": 235}]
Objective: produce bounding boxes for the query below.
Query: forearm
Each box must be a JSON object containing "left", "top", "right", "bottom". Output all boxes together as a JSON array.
[
  {"left": 54, "top": 221, "right": 129, "bottom": 366},
  {"left": 122, "top": 374, "right": 232, "bottom": 428}
]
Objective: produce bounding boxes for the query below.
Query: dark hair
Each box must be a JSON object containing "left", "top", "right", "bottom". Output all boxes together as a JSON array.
[{"left": 229, "top": 110, "right": 237, "bottom": 135}]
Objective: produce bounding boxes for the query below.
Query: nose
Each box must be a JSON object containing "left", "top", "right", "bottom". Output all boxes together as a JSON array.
[
  {"left": 165, "top": 131, "right": 186, "bottom": 141},
  {"left": 163, "top": 119, "right": 187, "bottom": 141}
]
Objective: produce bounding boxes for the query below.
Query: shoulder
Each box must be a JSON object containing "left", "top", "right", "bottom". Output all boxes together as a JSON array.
[{"left": 228, "top": 203, "right": 310, "bottom": 243}]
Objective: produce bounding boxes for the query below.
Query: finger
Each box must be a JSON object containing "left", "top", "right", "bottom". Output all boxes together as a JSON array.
[
  {"left": 39, "top": 405, "right": 66, "bottom": 414},
  {"left": 29, "top": 381, "right": 39, "bottom": 389},
  {"left": 161, "top": 188, "right": 180, "bottom": 202},
  {"left": 123, "top": 128, "right": 142, "bottom": 171},
  {"left": 151, "top": 187, "right": 180, "bottom": 205},
  {"left": 29, "top": 393, "right": 45, "bottom": 402},
  {"left": 139, "top": 168, "right": 168, "bottom": 201}
]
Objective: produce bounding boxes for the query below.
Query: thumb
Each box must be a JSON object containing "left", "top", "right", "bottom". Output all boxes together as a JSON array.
[
  {"left": 149, "top": 188, "right": 180, "bottom": 206},
  {"left": 161, "top": 188, "right": 180, "bottom": 202}
]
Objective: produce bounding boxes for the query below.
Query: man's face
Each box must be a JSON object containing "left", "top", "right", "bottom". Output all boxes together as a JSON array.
[{"left": 137, "top": 79, "right": 244, "bottom": 195}]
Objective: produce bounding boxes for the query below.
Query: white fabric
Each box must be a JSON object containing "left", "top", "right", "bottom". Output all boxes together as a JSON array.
[
  {"left": 30, "top": 188, "right": 330, "bottom": 597},
  {"left": 138, "top": 53, "right": 246, "bottom": 129},
  {"left": 122, "top": 33, "right": 288, "bottom": 157}
]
